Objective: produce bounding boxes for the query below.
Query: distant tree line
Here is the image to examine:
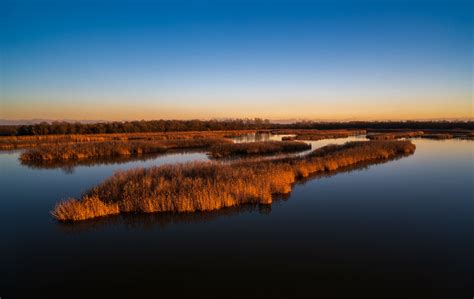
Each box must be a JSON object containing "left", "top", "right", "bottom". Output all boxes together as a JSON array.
[
  {"left": 0, "top": 119, "right": 472, "bottom": 136},
  {"left": 275, "top": 120, "right": 474, "bottom": 131},
  {"left": 0, "top": 119, "right": 272, "bottom": 136}
]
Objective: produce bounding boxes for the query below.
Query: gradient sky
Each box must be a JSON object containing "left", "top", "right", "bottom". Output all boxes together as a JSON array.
[{"left": 1, "top": 0, "right": 472, "bottom": 121}]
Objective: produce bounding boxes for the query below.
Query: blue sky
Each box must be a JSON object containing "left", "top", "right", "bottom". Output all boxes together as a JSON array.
[{"left": 1, "top": 0, "right": 472, "bottom": 120}]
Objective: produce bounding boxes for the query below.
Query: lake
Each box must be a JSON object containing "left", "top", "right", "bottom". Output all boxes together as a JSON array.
[{"left": 1, "top": 136, "right": 473, "bottom": 298}]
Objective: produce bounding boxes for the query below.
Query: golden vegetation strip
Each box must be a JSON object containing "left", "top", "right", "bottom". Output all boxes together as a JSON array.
[
  {"left": 420, "top": 130, "right": 473, "bottom": 140},
  {"left": 367, "top": 131, "right": 424, "bottom": 140},
  {"left": 51, "top": 140, "right": 416, "bottom": 221},
  {"left": 270, "top": 129, "right": 366, "bottom": 135},
  {"left": 0, "top": 130, "right": 255, "bottom": 150},
  {"left": 421, "top": 133, "right": 453, "bottom": 140},
  {"left": 20, "top": 138, "right": 232, "bottom": 162},
  {"left": 276, "top": 129, "right": 366, "bottom": 141},
  {"left": 367, "top": 130, "right": 474, "bottom": 140},
  {"left": 209, "top": 141, "right": 311, "bottom": 158}
]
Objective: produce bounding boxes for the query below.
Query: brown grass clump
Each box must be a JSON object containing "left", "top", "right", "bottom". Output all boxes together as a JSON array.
[
  {"left": 51, "top": 195, "right": 120, "bottom": 221},
  {"left": 20, "top": 138, "right": 232, "bottom": 162},
  {"left": 209, "top": 141, "right": 311, "bottom": 158},
  {"left": 52, "top": 140, "right": 416, "bottom": 221},
  {"left": 366, "top": 131, "right": 424, "bottom": 140}
]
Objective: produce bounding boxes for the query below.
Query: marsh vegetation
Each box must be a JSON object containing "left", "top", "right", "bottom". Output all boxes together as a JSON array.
[
  {"left": 366, "top": 131, "right": 424, "bottom": 140},
  {"left": 421, "top": 133, "right": 454, "bottom": 140},
  {"left": 20, "top": 138, "right": 232, "bottom": 162},
  {"left": 209, "top": 141, "right": 311, "bottom": 158},
  {"left": 51, "top": 140, "right": 416, "bottom": 221},
  {"left": 420, "top": 129, "right": 474, "bottom": 140},
  {"left": 275, "top": 129, "right": 366, "bottom": 141},
  {"left": 366, "top": 129, "right": 474, "bottom": 140},
  {"left": 0, "top": 130, "right": 254, "bottom": 150}
]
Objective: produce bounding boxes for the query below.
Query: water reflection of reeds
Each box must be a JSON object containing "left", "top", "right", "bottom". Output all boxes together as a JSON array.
[{"left": 56, "top": 204, "right": 271, "bottom": 233}]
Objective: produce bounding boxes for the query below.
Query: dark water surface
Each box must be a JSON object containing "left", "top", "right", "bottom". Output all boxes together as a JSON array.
[{"left": 1, "top": 137, "right": 473, "bottom": 298}]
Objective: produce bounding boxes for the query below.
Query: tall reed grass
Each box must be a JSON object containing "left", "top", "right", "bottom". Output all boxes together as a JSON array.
[
  {"left": 366, "top": 131, "right": 424, "bottom": 140},
  {"left": 209, "top": 141, "right": 311, "bottom": 158},
  {"left": 279, "top": 129, "right": 366, "bottom": 141},
  {"left": 0, "top": 130, "right": 254, "bottom": 150},
  {"left": 20, "top": 138, "right": 232, "bottom": 162},
  {"left": 52, "top": 140, "right": 416, "bottom": 221},
  {"left": 271, "top": 129, "right": 366, "bottom": 135},
  {"left": 421, "top": 134, "right": 453, "bottom": 140}
]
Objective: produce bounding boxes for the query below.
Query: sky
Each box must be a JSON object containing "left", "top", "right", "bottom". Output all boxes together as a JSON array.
[{"left": 1, "top": 0, "right": 472, "bottom": 121}]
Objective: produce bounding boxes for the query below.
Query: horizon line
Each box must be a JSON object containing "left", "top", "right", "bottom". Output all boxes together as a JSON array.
[{"left": 1, "top": 117, "right": 473, "bottom": 126}]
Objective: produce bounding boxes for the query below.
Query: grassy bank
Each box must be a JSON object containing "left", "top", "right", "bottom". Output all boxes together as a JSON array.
[
  {"left": 367, "top": 131, "right": 424, "bottom": 140},
  {"left": 0, "top": 130, "right": 254, "bottom": 150},
  {"left": 367, "top": 129, "right": 474, "bottom": 140},
  {"left": 420, "top": 130, "right": 473, "bottom": 140},
  {"left": 20, "top": 138, "right": 232, "bottom": 162},
  {"left": 209, "top": 141, "right": 311, "bottom": 158},
  {"left": 421, "top": 134, "right": 453, "bottom": 140},
  {"left": 52, "top": 140, "right": 416, "bottom": 221},
  {"left": 275, "top": 129, "right": 366, "bottom": 141}
]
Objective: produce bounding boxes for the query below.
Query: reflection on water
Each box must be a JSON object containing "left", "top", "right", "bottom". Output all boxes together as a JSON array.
[
  {"left": 231, "top": 132, "right": 273, "bottom": 143},
  {"left": 57, "top": 204, "right": 273, "bottom": 233},
  {"left": 21, "top": 152, "right": 168, "bottom": 174}
]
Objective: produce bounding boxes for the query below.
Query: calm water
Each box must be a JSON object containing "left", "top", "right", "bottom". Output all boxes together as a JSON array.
[{"left": 1, "top": 137, "right": 473, "bottom": 298}]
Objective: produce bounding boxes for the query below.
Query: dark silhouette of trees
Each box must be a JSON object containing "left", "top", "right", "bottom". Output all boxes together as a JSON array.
[{"left": 0, "top": 119, "right": 471, "bottom": 136}]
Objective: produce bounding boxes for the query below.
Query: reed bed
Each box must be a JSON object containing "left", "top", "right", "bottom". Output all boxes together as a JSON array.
[
  {"left": 367, "top": 129, "right": 474, "bottom": 140},
  {"left": 20, "top": 138, "right": 232, "bottom": 162},
  {"left": 421, "top": 133, "right": 453, "bottom": 140},
  {"left": 209, "top": 141, "right": 311, "bottom": 158},
  {"left": 278, "top": 129, "right": 366, "bottom": 141},
  {"left": 366, "top": 131, "right": 424, "bottom": 140},
  {"left": 52, "top": 140, "right": 416, "bottom": 221},
  {"left": 421, "top": 130, "right": 473, "bottom": 140},
  {"left": 275, "top": 129, "right": 365, "bottom": 135},
  {"left": 0, "top": 130, "right": 254, "bottom": 150},
  {"left": 271, "top": 129, "right": 366, "bottom": 135}
]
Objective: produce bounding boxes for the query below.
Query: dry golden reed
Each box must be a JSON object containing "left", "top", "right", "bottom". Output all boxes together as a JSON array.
[
  {"left": 420, "top": 133, "right": 453, "bottom": 140},
  {"left": 209, "top": 141, "right": 311, "bottom": 158},
  {"left": 52, "top": 140, "right": 416, "bottom": 221},
  {"left": 20, "top": 138, "right": 232, "bottom": 162},
  {"left": 51, "top": 195, "right": 120, "bottom": 221},
  {"left": 279, "top": 129, "right": 366, "bottom": 141},
  {"left": 367, "top": 131, "right": 424, "bottom": 140},
  {"left": 0, "top": 130, "right": 255, "bottom": 150}
]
